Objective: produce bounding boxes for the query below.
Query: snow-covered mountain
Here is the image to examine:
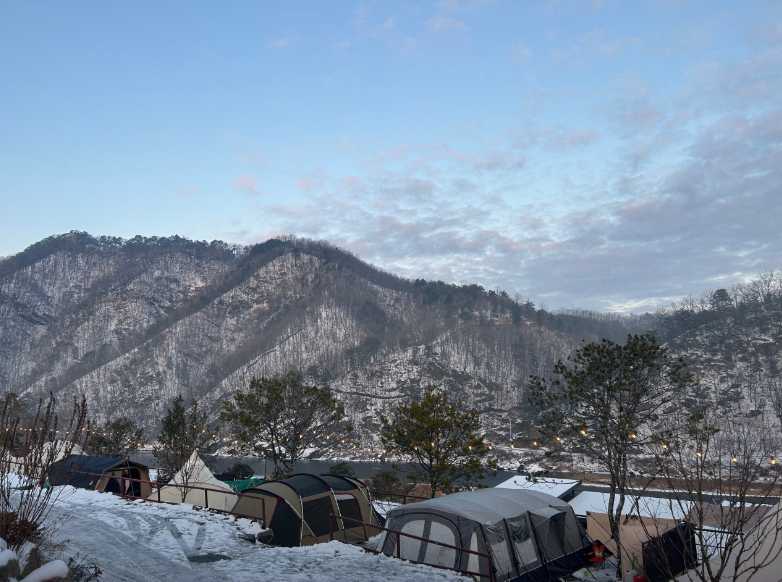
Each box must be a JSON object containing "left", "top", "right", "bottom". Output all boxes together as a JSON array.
[
  {"left": 0, "top": 232, "right": 634, "bottom": 443},
  {"left": 3, "top": 232, "right": 778, "bottom": 446}
]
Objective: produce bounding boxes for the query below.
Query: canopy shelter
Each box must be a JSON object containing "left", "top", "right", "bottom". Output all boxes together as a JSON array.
[
  {"left": 231, "top": 473, "right": 378, "bottom": 547},
  {"left": 48, "top": 454, "right": 151, "bottom": 498},
  {"left": 153, "top": 450, "right": 238, "bottom": 511},
  {"left": 381, "top": 488, "right": 591, "bottom": 582}
]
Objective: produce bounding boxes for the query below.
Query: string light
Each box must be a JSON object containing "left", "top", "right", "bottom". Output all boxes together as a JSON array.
[
  {"left": 629, "top": 432, "right": 637, "bottom": 441},
  {"left": 771, "top": 458, "right": 778, "bottom": 466},
  {"left": 554, "top": 436, "right": 561, "bottom": 443},
  {"left": 731, "top": 457, "right": 737, "bottom": 464},
  {"left": 532, "top": 441, "right": 538, "bottom": 447},
  {"left": 579, "top": 428, "right": 587, "bottom": 436}
]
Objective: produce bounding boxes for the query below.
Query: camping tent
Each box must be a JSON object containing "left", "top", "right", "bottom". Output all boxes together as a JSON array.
[
  {"left": 676, "top": 500, "right": 782, "bottom": 582},
  {"left": 231, "top": 473, "right": 378, "bottom": 547},
  {"left": 587, "top": 512, "right": 697, "bottom": 581},
  {"left": 381, "top": 488, "right": 591, "bottom": 582},
  {"left": 153, "top": 450, "right": 238, "bottom": 511},
  {"left": 48, "top": 454, "right": 151, "bottom": 498}
]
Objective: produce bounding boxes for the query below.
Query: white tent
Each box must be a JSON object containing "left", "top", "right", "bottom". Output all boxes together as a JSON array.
[{"left": 152, "top": 450, "right": 238, "bottom": 512}]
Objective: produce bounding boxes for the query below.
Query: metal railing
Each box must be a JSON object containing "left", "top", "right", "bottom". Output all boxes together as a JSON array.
[
  {"left": 27, "top": 461, "right": 271, "bottom": 523},
  {"left": 330, "top": 513, "right": 495, "bottom": 582}
]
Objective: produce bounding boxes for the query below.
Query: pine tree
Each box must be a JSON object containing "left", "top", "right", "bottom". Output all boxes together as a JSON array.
[
  {"left": 380, "top": 387, "right": 492, "bottom": 497},
  {"left": 221, "top": 371, "right": 351, "bottom": 478},
  {"left": 85, "top": 417, "right": 144, "bottom": 456}
]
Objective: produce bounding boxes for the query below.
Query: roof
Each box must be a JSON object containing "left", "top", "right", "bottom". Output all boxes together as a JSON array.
[
  {"left": 387, "top": 487, "right": 571, "bottom": 525},
  {"left": 49, "top": 454, "right": 145, "bottom": 488},
  {"left": 495, "top": 475, "right": 579, "bottom": 498},
  {"left": 569, "top": 491, "right": 692, "bottom": 520}
]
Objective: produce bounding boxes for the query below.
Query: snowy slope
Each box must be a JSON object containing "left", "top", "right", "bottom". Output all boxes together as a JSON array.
[{"left": 45, "top": 487, "right": 466, "bottom": 581}]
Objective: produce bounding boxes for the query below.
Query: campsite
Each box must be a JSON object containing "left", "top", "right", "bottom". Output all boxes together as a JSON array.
[{"left": 13, "top": 447, "right": 775, "bottom": 582}]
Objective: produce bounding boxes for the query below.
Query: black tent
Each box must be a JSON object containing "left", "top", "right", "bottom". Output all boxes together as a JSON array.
[{"left": 48, "top": 454, "right": 151, "bottom": 498}]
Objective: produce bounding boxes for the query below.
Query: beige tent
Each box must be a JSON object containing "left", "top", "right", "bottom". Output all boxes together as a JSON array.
[
  {"left": 677, "top": 501, "right": 782, "bottom": 582},
  {"left": 153, "top": 450, "right": 238, "bottom": 511},
  {"left": 588, "top": 512, "right": 685, "bottom": 580}
]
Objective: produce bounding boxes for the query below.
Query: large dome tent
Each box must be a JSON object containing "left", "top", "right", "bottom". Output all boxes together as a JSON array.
[
  {"left": 380, "top": 488, "right": 591, "bottom": 581},
  {"left": 231, "top": 473, "right": 378, "bottom": 547}
]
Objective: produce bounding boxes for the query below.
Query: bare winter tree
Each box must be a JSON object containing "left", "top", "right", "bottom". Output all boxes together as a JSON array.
[
  {"left": 0, "top": 393, "right": 87, "bottom": 548},
  {"left": 154, "top": 395, "right": 216, "bottom": 502},
  {"left": 647, "top": 404, "right": 782, "bottom": 582},
  {"left": 528, "top": 334, "right": 690, "bottom": 576}
]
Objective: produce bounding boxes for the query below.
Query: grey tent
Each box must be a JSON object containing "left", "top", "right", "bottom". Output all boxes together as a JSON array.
[
  {"left": 231, "top": 473, "right": 378, "bottom": 547},
  {"left": 381, "top": 488, "right": 591, "bottom": 581}
]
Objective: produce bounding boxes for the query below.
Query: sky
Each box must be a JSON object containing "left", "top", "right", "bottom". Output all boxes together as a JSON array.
[{"left": 1, "top": 1, "right": 781, "bottom": 312}]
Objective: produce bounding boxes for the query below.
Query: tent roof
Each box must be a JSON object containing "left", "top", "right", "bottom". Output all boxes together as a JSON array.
[
  {"left": 387, "top": 488, "right": 570, "bottom": 525},
  {"left": 495, "top": 475, "right": 579, "bottom": 498},
  {"left": 320, "top": 474, "right": 361, "bottom": 492},
  {"left": 49, "top": 454, "right": 145, "bottom": 488}
]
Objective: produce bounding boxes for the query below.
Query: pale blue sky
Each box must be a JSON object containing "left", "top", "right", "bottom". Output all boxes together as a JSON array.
[{"left": 1, "top": 1, "right": 781, "bottom": 311}]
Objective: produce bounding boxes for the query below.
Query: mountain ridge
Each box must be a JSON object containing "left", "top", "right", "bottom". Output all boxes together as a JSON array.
[
  {"left": 0, "top": 232, "right": 638, "bottom": 445},
  {"left": 4, "top": 231, "right": 778, "bottom": 449}
]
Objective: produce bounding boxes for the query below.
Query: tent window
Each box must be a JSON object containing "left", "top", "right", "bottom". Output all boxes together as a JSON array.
[
  {"left": 423, "top": 520, "right": 457, "bottom": 569},
  {"left": 484, "top": 523, "right": 515, "bottom": 578},
  {"left": 336, "top": 495, "right": 362, "bottom": 526},
  {"left": 399, "top": 519, "right": 425, "bottom": 561},
  {"left": 507, "top": 515, "right": 539, "bottom": 572},
  {"left": 303, "top": 496, "right": 334, "bottom": 537},
  {"left": 466, "top": 532, "right": 481, "bottom": 576}
]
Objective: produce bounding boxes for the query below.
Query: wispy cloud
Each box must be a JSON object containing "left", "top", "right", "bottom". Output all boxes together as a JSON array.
[
  {"left": 428, "top": 15, "right": 468, "bottom": 32},
  {"left": 233, "top": 175, "right": 263, "bottom": 197},
  {"left": 266, "top": 37, "right": 293, "bottom": 49},
  {"left": 238, "top": 32, "right": 782, "bottom": 312}
]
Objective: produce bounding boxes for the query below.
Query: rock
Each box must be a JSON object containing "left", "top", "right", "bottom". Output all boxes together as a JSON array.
[{"left": 256, "top": 529, "right": 274, "bottom": 545}]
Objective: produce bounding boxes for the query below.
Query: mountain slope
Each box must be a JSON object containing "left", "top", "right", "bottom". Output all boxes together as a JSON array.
[{"left": 0, "top": 232, "right": 633, "bottom": 444}]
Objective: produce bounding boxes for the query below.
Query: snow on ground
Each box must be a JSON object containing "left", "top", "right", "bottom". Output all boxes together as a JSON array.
[{"left": 45, "top": 486, "right": 467, "bottom": 581}]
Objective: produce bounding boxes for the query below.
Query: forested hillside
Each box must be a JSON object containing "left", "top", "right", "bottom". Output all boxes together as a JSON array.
[
  {"left": 1, "top": 232, "right": 778, "bottom": 448},
  {"left": 0, "top": 232, "right": 634, "bottom": 445}
]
